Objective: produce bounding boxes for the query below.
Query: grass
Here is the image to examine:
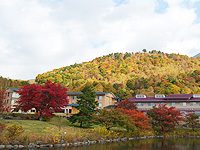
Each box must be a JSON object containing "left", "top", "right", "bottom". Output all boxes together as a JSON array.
[{"left": 0, "top": 117, "right": 73, "bottom": 135}]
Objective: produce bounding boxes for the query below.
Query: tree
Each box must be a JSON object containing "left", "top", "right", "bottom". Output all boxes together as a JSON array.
[
  {"left": 68, "top": 85, "right": 98, "bottom": 127},
  {"left": 17, "top": 81, "right": 68, "bottom": 119},
  {"left": 119, "top": 108, "right": 151, "bottom": 131},
  {"left": 142, "top": 49, "right": 147, "bottom": 53},
  {"left": 0, "top": 90, "right": 5, "bottom": 112},
  {"left": 147, "top": 104, "right": 184, "bottom": 133},
  {"left": 117, "top": 99, "right": 137, "bottom": 110},
  {"left": 185, "top": 113, "right": 199, "bottom": 131},
  {"left": 92, "top": 108, "right": 135, "bottom": 131}
]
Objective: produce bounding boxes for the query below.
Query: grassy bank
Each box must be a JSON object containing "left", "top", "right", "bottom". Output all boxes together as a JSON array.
[
  {"left": 0, "top": 117, "right": 128, "bottom": 145},
  {"left": 0, "top": 117, "right": 200, "bottom": 146}
]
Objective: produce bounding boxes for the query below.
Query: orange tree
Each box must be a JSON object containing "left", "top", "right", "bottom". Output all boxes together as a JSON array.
[
  {"left": 17, "top": 81, "right": 68, "bottom": 119},
  {"left": 117, "top": 99, "right": 151, "bottom": 131},
  {"left": 147, "top": 104, "right": 184, "bottom": 133},
  {"left": 119, "top": 108, "right": 151, "bottom": 131}
]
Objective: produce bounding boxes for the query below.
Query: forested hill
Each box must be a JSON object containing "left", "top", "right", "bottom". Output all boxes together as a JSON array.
[
  {"left": 0, "top": 76, "right": 30, "bottom": 91},
  {"left": 36, "top": 51, "right": 200, "bottom": 100}
]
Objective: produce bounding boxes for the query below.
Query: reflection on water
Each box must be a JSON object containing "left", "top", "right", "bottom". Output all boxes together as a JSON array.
[{"left": 53, "top": 138, "right": 200, "bottom": 150}]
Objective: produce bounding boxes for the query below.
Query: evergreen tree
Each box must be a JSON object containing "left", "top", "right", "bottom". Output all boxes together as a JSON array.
[{"left": 68, "top": 85, "right": 98, "bottom": 127}]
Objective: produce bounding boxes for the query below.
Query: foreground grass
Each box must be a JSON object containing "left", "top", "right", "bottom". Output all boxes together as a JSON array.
[
  {"left": 0, "top": 117, "right": 122, "bottom": 145},
  {"left": 0, "top": 117, "right": 72, "bottom": 135},
  {"left": 1, "top": 117, "right": 200, "bottom": 145}
]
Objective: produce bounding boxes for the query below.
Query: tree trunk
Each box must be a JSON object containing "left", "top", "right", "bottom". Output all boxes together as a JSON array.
[
  {"left": 39, "top": 113, "right": 43, "bottom": 121},
  {"left": 80, "top": 121, "right": 83, "bottom": 127}
]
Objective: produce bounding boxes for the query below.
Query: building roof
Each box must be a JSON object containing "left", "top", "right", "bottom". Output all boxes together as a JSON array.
[
  {"left": 166, "top": 94, "right": 193, "bottom": 99},
  {"left": 104, "top": 105, "right": 117, "bottom": 109},
  {"left": 6, "top": 87, "right": 20, "bottom": 91},
  {"left": 129, "top": 94, "right": 200, "bottom": 102},
  {"left": 67, "top": 92, "right": 116, "bottom": 97},
  {"left": 68, "top": 103, "right": 79, "bottom": 107}
]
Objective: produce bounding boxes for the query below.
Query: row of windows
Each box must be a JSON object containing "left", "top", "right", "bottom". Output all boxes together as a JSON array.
[
  {"left": 72, "top": 96, "right": 103, "bottom": 100},
  {"left": 137, "top": 102, "right": 200, "bottom": 107}
]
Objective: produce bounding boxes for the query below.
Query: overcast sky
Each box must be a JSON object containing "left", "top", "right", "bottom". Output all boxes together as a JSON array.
[{"left": 0, "top": 0, "right": 200, "bottom": 80}]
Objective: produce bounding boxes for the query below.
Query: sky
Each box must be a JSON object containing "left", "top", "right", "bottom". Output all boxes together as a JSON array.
[{"left": 0, "top": 0, "right": 200, "bottom": 80}]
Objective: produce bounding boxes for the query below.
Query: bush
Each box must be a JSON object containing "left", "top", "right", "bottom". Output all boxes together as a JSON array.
[
  {"left": 7, "top": 124, "right": 24, "bottom": 138},
  {"left": 0, "top": 123, "right": 6, "bottom": 132}
]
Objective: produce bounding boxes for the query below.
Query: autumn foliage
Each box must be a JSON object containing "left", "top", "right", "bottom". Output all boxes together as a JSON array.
[
  {"left": 17, "top": 81, "right": 68, "bottom": 118},
  {"left": 116, "top": 99, "right": 151, "bottom": 131},
  {"left": 147, "top": 104, "right": 184, "bottom": 133},
  {"left": 35, "top": 51, "right": 200, "bottom": 100},
  {"left": 0, "top": 90, "right": 5, "bottom": 112},
  {"left": 117, "top": 99, "right": 137, "bottom": 110},
  {"left": 185, "top": 113, "right": 200, "bottom": 131},
  {"left": 120, "top": 109, "right": 151, "bottom": 131}
]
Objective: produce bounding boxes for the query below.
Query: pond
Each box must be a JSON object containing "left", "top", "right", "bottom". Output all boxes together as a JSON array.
[{"left": 54, "top": 138, "right": 200, "bottom": 150}]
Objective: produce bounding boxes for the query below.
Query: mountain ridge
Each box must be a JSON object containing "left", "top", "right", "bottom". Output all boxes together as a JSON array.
[{"left": 35, "top": 51, "right": 200, "bottom": 100}]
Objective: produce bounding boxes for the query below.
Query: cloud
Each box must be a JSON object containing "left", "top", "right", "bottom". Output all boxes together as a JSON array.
[{"left": 0, "top": 0, "right": 200, "bottom": 80}]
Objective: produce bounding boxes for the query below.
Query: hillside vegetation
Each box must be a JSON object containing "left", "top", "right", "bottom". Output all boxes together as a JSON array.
[
  {"left": 36, "top": 51, "right": 200, "bottom": 100},
  {"left": 0, "top": 76, "right": 30, "bottom": 91}
]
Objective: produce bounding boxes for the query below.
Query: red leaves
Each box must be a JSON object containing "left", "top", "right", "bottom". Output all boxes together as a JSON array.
[
  {"left": 119, "top": 108, "right": 151, "bottom": 131},
  {"left": 147, "top": 104, "right": 184, "bottom": 133},
  {"left": 17, "top": 81, "right": 68, "bottom": 118},
  {"left": 117, "top": 99, "right": 137, "bottom": 110}
]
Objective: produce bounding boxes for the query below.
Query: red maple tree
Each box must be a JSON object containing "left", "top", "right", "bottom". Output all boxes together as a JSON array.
[
  {"left": 17, "top": 81, "right": 68, "bottom": 118},
  {"left": 117, "top": 99, "right": 151, "bottom": 131},
  {"left": 119, "top": 108, "right": 151, "bottom": 131},
  {"left": 147, "top": 104, "right": 184, "bottom": 133},
  {"left": 117, "top": 99, "right": 137, "bottom": 110}
]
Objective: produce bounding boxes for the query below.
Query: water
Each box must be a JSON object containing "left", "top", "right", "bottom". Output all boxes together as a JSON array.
[{"left": 58, "top": 138, "right": 200, "bottom": 150}]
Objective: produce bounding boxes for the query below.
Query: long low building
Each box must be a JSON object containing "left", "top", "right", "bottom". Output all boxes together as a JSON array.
[
  {"left": 61, "top": 92, "right": 117, "bottom": 115},
  {"left": 4, "top": 88, "right": 117, "bottom": 116},
  {"left": 128, "top": 94, "right": 200, "bottom": 116}
]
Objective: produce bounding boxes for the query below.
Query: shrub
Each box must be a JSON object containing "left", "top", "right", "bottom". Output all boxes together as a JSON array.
[
  {"left": 0, "top": 123, "right": 6, "bottom": 132},
  {"left": 7, "top": 124, "right": 24, "bottom": 138}
]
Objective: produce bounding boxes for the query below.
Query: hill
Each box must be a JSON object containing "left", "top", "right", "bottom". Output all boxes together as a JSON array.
[
  {"left": 36, "top": 51, "right": 200, "bottom": 100},
  {"left": 0, "top": 76, "right": 30, "bottom": 91}
]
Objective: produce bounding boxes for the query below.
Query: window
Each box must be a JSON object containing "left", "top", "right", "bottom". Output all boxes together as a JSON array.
[
  {"left": 138, "top": 103, "right": 143, "bottom": 106},
  {"left": 169, "top": 102, "right": 175, "bottom": 106},
  {"left": 148, "top": 103, "right": 154, "bottom": 106},
  {"left": 31, "top": 109, "right": 36, "bottom": 112},
  {"left": 155, "top": 94, "right": 165, "bottom": 98},
  {"left": 136, "top": 95, "right": 146, "bottom": 98},
  {"left": 190, "top": 102, "right": 196, "bottom": 106},
  {"left": 7, "top": 100, "right": 9, "bottom": 104},
  {"left": 180, "top": 102, "right": 186, "bottom": 106},
  {"left": 73, "top": 96, "right": 77, "bottom": 100},
  {"left": 98, "top": 103, "right": 102, "bottom": 107},
  {"left": 193, "top": 94, "right": 200, "bottom": 98},
  {"left": 69, "top": 109, "right": 72, "bottom": 114},
  {"left": 98, "top": 96, "right": 103, "bottom": 100}
]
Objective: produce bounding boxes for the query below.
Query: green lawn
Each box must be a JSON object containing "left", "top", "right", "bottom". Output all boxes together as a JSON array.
[{"left": 0, "top": 117, "right": 72, "bottom": 135}]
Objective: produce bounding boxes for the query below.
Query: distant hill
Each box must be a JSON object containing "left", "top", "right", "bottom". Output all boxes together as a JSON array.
[
  {"left": 194, "top": 53, "right": 200, "bottom": 57},
  {"left": 0, "top": 76, "right": 30, "bottom": 91},
  {"left": 36, "top": 51, "right": 200, "bottom": 100}
]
